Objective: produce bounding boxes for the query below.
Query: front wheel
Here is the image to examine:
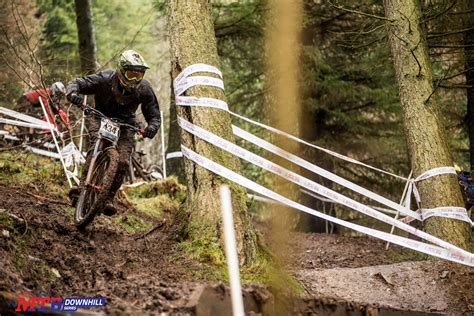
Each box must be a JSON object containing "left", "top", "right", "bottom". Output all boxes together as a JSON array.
[{"left": 74, "top": 148, "right": 119, "bottom": 229}]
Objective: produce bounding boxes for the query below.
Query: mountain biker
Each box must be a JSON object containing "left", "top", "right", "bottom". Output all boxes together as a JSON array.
[
  {"left": 66, "top": 50, "right": 161, "bottom": 215},
  {"left": 16, "top": 82, "right": 70, "bottom": 131}
]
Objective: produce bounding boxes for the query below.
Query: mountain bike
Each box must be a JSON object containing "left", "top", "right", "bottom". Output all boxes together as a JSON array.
[
  {"left": 125, "top": 149, "right": 163, "bottom": 183},
  {"left": 74, "top": 105, "right": 143, "bottom": 228}
]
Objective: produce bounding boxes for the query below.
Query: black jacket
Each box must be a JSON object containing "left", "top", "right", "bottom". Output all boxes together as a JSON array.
[{"left": 66, "top": 70, "right": 161, "bottom": 129}]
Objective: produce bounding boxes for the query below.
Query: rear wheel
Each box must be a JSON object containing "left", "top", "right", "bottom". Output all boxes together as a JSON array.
[
  {"left": 146, "top": 164, "right": 164, "bottom": 180},
  {"left": 75, "top": 148, "right": 119, "bottom": 229}
]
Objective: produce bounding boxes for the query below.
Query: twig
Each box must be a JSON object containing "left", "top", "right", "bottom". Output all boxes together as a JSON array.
[
  {"left": 422, "top": 0, "right": 457, "bottom": 23},
  {"left": 12, "top": 1, "right": 47, "bottom": 91},
  {"left": 426, "top": 65, "right": 452, "bottom": 104},
  {"left": 439, "top": 83, "right": 472, "bottom": 89},
  {"left": 429, "top": 43, "right": 474, "bottom": 48},
  {"left": 1, "top": 54, "right": 35, "bottom": 90},
  {"left": 329, "top": 23, "right": 386, "bottom": 36},
  {"left": 438, "top": 67, "right": 474, "bottom": 81},
  {"left": 0, "top": 208, "right": 24, "bottom": 222},
  {"left": 427, "top": 26, "right": 474, "bottom": 39},
  {"left": 96, "top": 11, "right": 154, "bottom": 71},
  {"left": 134, "top": 221, "right": 165, "bottom": 240},
  {"left": 328, "top": 1, "right": 393, "bottom": 21},
  {"left": 18, "top": 212, "right": 28, "bottom": 237},
  {"left": 23, "top": 191, "right": 70, "bottom": 206}
]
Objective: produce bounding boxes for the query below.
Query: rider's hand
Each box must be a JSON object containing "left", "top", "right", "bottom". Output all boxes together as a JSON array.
[
  {"left": 143, "top": 125, "right": 158, "bottom": 139},
  {"left": 67, "top": 93, "right": 84, "bottom": 107}
]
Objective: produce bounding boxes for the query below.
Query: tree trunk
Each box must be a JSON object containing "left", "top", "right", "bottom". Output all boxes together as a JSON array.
[
  {"left": 463, "top": 2, "right": 474, "bottom": 171},
  {"left": 74, "top": 0, "right": 97, "bottom": 75},
  {"left": 167, "top": 0, "right": 257, "bottom": 264},
  {"left": 384, "top": 0, "right": 470, "bottom": 248},
  {"left": 297, "top": 1, "right": 331, "bottom": 233},
  {"left": 167, "top": 71, "right": 185, "bottom": 183}
]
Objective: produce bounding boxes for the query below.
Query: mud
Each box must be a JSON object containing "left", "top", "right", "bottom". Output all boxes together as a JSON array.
[
  {"left": 1, "top": 184, "right": 473, "bottom": 315},
  {"left": 0, "top": 184, "right": 196, "bottom": 314}
]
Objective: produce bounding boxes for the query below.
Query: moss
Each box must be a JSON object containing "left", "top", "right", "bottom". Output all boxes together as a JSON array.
[
  {"left": 112, "top": 214, "right": 153, "bottom": 233},
  {"left": 124, "top": 177, "right": 186, "bottom": 199},
  {"left": 176, "top": 232, "right": 304, "bottom": 294},
  {"left": 177, "top": 236, "right": 225, "bottom": 266},
  {"left": 0, "top": 151, "right": 68, "bottom": 197},
  {"left": 123, "top": 178, "right": 186, "bottom": 219},
  {"left": 0, "top": 212, "right": 16, "bottom": 231},
  {"left": 387, "top": 248, "right": 427, "bottom": 262}
]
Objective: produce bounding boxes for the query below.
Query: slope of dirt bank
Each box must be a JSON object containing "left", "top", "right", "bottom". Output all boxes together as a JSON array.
[
  {"left": 295, "top": 260, "right": 474, "bottom": 314},
  {"left": 0, "top": 184, "right": 199, "bottom": 314},
  {"left": 1, "top": 151, "right": 473, "bottom": 315},
  {"left": 289, "top": 233, "right": 474, "bottom": 314}
]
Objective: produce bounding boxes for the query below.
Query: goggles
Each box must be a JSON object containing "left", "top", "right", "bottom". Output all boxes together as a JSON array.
[{"left": 123, "top": 69, "right": 144, "bottom": 81}]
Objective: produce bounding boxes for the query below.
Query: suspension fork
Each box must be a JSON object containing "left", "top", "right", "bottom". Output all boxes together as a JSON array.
[
  {"left": 129, "top": 154, "right": 136, "bottom": 182},
  {"left": 84, "top": 138, "right": 103, "bottom": 186}
]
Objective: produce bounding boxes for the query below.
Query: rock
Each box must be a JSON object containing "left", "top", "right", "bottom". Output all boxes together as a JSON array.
[
  {"left": 51, "top": 268, "right": 61, "bottom": 278},
  {"left": 28, "top": 255, "right": 42, "bottom": 262},
  {"left": 2, "top": 229, "right": 10, "bottom": 238},
  {"left": 440, "top": 270, "right": 449, "bottom": 279}
]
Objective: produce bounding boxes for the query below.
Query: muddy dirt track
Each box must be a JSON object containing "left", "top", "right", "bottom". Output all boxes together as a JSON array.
[
  {"left": 1, "top": 184, "right": 473, "bottom": 315},
  {"left": 0, "top": 184, "right": 199, "bottom": 314}
]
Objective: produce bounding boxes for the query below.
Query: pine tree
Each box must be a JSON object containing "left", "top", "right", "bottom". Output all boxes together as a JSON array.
[
  {"left": 384, "top": 0, "right": 471, "bottom": 248},
  {"left": 167, "top": 0, "right": 257, "bottom": 264},
  {"left": 74, "top": 0, "right": 97, "bottom": 74}
]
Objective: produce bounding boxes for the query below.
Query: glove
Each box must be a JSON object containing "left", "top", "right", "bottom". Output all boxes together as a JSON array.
[
  {"left": 67, "top": 93, "right": 84, "bottom": 107},
  {"left": 143, "top": 125, "right": 158, "bottom": 139}
]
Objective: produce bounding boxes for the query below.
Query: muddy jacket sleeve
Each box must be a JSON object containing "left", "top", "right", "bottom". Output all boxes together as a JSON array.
[
  {"left": 139, "top": 81, "right": 161, "bottom": 129},
  {"left": 66, "top": 72, "right": 107, "bottom": 96}
]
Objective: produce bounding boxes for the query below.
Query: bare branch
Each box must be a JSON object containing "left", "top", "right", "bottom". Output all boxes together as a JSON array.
[
  {"left": 429, "top": 43, "right": 474, "bottom": 48},
  {"left": 96, "top": 11, "right": 154, "bottom": 71},
  {"left": 449, "top": 8, "right": 474, "bottom": 15},
  {"left": 439, "top": 84, "right": 472, "bottom": 89},
  {"left": 328, "top": 1, "right": 393, "bottom": 21},
  {"left": 426, "top": 65, "right": 452, "bottom": 105},
  {"left": 437, "top": 67, "right": 474, "bottom": 81},
  {"left": 1, "top": 54, "right": 35, "bottom": 90},
  {"left": 428, "top": 26, "right": 474, "bottom": 39},
  {"left": 422, "top": 0, "right": 457, "bottom": 23}
]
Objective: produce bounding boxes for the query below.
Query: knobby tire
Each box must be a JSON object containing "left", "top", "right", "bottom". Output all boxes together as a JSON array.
[{"left": 74, "top": 148, "right": 119, "bottom": 229}]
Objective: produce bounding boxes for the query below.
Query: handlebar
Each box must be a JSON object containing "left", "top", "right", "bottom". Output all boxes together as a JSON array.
[{"left": 81, "top": 105, "right": 144, "bottom": 135}]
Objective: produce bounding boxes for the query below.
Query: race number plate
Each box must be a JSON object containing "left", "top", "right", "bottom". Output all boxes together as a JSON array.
[{"left": 99, "top": 118, "right": 120, "bottom": 141}]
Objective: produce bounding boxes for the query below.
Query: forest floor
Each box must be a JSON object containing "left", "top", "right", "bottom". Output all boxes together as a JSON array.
[{"left": 0, "top": 151, "right": 473, "bottom": 315}]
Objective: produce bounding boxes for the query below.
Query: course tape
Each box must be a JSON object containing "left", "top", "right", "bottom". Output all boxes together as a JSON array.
[
  {"left": 406, "top": 167, "right": 457, "bottom": 208},
  {"left": 247, "top": 193, "right": 278, "bottom": 204},
  {"left": 0, "top": 106, "right": 53, "bottom": 129},
  {"left": 175, "top": 65, "right": 471, "bottom": 225},
  {"left": 174, "top": 76, "right": 224, "bottom": 97},
  {"left": 166, "top": 151, "right": 184, "bottom": 159},
  {"left": 182, "top": 145, "right": 474, "bottom": 267},
  {"left": 420, "top": 207, "right": 472, "bottom": 224},
  {"left": 174, "top": 63, "right": 474, "bottom": 265},
  {"left": 177, "top": 95, "right": 420, "bottom": 219},
  {"left": 300, "top": 188, "right": 398, "bottom": 216},
  {"left": 25, "top": 146, "right": 61, "bottom": 159},
  {"left": 0, "top": 130, "right": 21, "bottom": 141},
  {"left": 0, "top": 118, "right": 51, "bottom": 130},
  {"left": 231, "top": 124, "right": 420, "bottom": 219},
  {"left": 177, "top": 116, "right": 471, "bottom": 254}
]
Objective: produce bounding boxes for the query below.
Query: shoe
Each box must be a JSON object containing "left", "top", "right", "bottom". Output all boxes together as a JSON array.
[
  {"left": 69, "top": 186, "right": 80, "bottom": 207},
  {"left": 102, "top": 198, "right": 117, "bottom": 216}
]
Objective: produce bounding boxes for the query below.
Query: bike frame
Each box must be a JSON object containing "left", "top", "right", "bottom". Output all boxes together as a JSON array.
[
  {"left": 80, "top": 105, "right": 142, "bottom": 190},
  {"left": 83, "top": 131, "right": 119, "bottom": 190}
]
